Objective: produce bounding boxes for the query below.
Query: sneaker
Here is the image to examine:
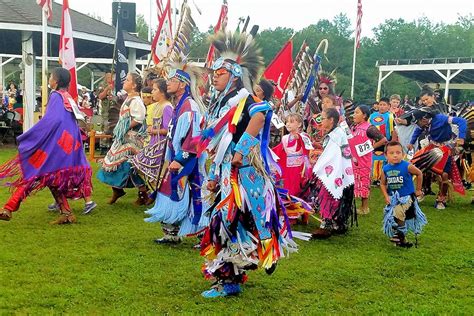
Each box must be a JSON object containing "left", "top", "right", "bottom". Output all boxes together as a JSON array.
[
  {"left": 265, "top": 263, "right": 277, "bottom": 275},
  {"left": 48, "top": 202, "right": 60, "bottom": 212},
  {"left": 435, "top": 201, "right": 446, "bottom": 210},
  {"left": 82, "top": 201, "right": 97, "bottom": 215},
  {"left": 154, "top": 236, "right": 181, "bottom": 245},
  {"left": 357, "top": 208, "right": 370, "bottom": 215},
  {"left": 311, "top": 228, "right": 332, "bottom": 239},
  {"left": 201, "top": 283, "right": 241, "bottom": 298},
  {"left": 396, "top": 241, "right": 413, "bottom": 248},
  {"left": 50, "top": 213, "right": 76, "bottom": 225},
  {"left": 389, "top": 236, "right": 401, "bottom": 244},
  {"left": 0, "top": 209, "right": 12, "bottom": 221}
]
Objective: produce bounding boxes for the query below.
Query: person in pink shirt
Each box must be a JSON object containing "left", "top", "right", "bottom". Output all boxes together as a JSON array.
[{"left": 349, "top": 105, "right": 387, "bottom": 214}]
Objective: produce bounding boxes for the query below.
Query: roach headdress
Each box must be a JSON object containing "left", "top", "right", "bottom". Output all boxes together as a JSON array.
[{"left": 209, "top": 30, "right": 264, "bottom": 93}]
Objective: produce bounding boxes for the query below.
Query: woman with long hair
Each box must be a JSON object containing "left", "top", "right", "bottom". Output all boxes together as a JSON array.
[
  {"left": 0, "top": 68, "right": 92, "bottom": 224},
  {"left": 97, "top": 73, "right": 150, "bottom": 205}
]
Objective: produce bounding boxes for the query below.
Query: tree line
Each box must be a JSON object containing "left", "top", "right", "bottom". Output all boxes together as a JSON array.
[{"left": 187, "top": 13, "right": 474, "bottom": 103}]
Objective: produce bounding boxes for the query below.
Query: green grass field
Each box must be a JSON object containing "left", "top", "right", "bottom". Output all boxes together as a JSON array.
[{"left": 0, "top": 147, "right": 473, "bottom": 314}]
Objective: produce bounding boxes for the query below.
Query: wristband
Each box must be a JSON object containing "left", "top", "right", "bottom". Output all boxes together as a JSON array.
[{"left": 234, "top": 132, "right": 259, "bottom": 157}]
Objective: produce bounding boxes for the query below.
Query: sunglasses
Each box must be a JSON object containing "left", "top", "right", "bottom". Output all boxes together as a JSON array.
[
  {"left": 319, "top": 87, "right": 329, "bottom": 90},
  {"left": 213, "top": 68, "right": 229, "bottom": 77},
  {"left": 310, "top": 114, "right": 323, "bottom": 127}
]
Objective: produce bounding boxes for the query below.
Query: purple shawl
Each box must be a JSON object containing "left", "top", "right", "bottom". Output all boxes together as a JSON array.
[{"left": 0, "top": 90, "right": 92, "bottom": 198}]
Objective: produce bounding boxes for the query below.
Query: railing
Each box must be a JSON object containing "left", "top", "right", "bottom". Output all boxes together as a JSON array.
[{"left": 376, "top": 57, "right": 474, "bottom": 67}]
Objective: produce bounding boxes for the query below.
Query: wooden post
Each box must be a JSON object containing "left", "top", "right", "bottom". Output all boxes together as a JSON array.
[{"left": 89, "top": 130, "right": 96, "bottom": 161}]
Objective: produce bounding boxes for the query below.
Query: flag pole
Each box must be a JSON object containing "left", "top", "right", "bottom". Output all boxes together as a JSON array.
[
  {"left": 41, "top": 9, "right": 48, "bottom": 116},
  {"left": 350, "top": 36, "right": 357, "bottom": 100},
  {"left": 351, "top": 0, "right": 362, "bottom": 100},
  {"left": 148, "top": 0, "right": 152, "bottom": 42}
]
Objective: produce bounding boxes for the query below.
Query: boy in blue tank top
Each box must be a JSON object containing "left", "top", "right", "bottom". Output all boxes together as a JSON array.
[{"left": 380, "top": 141, "right": 427, "bottom": 248}]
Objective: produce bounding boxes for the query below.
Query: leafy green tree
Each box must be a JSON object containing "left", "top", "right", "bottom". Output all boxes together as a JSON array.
[
  {"left": 255, "top": 27, "right": 294, "bottom": 65},
  {"left": 136, "top": 14, "right": 149, "bottom": 41},
  {"left": 170, "top": 14, "right": 474, "bottom": 102}
]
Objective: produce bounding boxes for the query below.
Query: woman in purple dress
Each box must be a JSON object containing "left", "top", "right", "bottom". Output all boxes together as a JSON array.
[{"left": 0, "top": 67, "right": 92, "bottom": 224}]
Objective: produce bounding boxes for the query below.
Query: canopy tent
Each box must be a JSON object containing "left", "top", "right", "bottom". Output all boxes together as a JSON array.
[
  {"left": 375, "top": 57, "right": 474, "bottom": 102},
  {"left": 0, "top": 0, "right": 151, "bottom": 130}
]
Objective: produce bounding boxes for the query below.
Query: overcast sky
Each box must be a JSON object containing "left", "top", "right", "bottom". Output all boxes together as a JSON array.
[{"left": 63, "top": 0, "right": 473, "bottom": 39}]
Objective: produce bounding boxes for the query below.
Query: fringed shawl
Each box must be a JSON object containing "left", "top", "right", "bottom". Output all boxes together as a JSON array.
[{"left": 0, "top": 90, "right": 91, "bottom": 198}]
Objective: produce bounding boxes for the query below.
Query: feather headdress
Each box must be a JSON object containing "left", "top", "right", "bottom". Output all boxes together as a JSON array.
[
  {"left": 318, "top": 70, "right": 337, "bottom": 87},
  {"left": 412, "top": 147, "right": 444, "bottom": 171},
  {"left": 209, "top": 31, "right": 264, "bottom": 92},
  {"left": 169, "top": 1, "right": 196, "bottom": 61},
  {"left": 166, "top": 57, "right": 206, "bottom": 114}
]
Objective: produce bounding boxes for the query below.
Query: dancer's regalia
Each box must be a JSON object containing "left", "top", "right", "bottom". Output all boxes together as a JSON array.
[
  {"left": 311, "top": 125, "right": 355, "bottom": 238},
  {"left": 144, "top": 64, "right": 206, "bottom": 241},
  {"left": 273, "top": 132, "right": 312, "bottom": 196},
  {"left": 348, "top": 121, "right": 385, "bottom": 200},
  {"left": 409, "top": 107, "right": 468, "bottom": 208},
  {"left": 382, "top": 161, "right": 427, "bottom": 247},
  {"left": 0, "top": 88, "right": 91, "bottom": 223},
  {"left": 97, "top": 94, "right": 148, "bottom": 201},
  {"left": 131, "top": 99, "right": 173, "bottom": 186},
  {"left": 198, "top": 31, "right": 297, "bottom": 298}
]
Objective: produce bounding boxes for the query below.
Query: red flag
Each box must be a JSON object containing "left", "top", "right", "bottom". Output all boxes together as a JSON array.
[
  {"left": 356, "top": 0, "right": 363, "bottom": 49},
  {"left": 151, "top": 0, "right": 173, "bottom": 64},
  {"left": 263, "top": 40, "right": 293, "bottom": 99},
  {"left": 205, "top": 1, "right": 228, "bottom": 68},
  {"left": 36, "top": 0, "right": 52, "bottom": 21},
  {"left": 59, "top": 0, "right": 78, "bottom": 101}
]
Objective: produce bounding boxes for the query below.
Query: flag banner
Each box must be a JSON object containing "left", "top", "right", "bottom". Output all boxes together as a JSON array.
[
  {"left": 114, "top": 4, "right": 128, "bottom": 94},
  {"left": 356, "top": 0, "right": 363, "bottom": 48},
  {"left": 205, "top": 0, "right": 228, "bottom": 68},
  {"left": 151, "top": 0, "right": 173, "bottom": 64},
  {"left": 156, "top": 0, "right": 164, "bottom": 17},
  {"left": 263, "top": 40, "right": 293, "bottom": 99},
  {"left": 59, "top": 0, "right": 78, "bottom": 100},
  {"left": 37, "top": 0, "right": 52, "bottom": 21}
]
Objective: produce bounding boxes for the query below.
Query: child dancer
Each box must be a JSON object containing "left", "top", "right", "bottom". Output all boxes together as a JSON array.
[
  {"left": 273, "top": 113, "right": 312, "bottom": 196},
  {"left": 131, "top": 78, "right": 173, "bottom": 188},
  {"left": 389, "top": 94, "right": 404, "bottom": 117},
  {"left": 381, "top": 141, "right": 427, "bottom": 248},
  {"left": 348, "top": 105, "right": 387, "bottom": 214},
  {"left": 369, "top": 97, "right": 397, "bottom": 183},
  {"left": 312, "top": 108, "right": 355, "bottom": 239}
]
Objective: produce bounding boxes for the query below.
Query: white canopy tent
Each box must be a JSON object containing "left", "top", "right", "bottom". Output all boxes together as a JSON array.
[{"left": 0, "top": 0, "right": 151, "bottom": 131}]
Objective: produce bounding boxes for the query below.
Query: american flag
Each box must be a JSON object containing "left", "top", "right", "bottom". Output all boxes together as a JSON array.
[
  {"left": 36, "top": 0, "right": 53, "bottom": 21},
  {"left": 355, "top": 0, "right": 363, "bottom": 49},
  {"left": 156, "top": 0, "right": 163, "bottom": 19},
  {"left": 205, "top": 0, "right": 228, "bottom": 68}
]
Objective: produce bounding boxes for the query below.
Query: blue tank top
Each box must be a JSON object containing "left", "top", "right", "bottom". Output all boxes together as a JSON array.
[{"left": 383, "top": 160, "right": 414, "bottom": 197}]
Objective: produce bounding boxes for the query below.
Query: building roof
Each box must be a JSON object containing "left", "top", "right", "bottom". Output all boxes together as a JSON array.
[
  {"left": 0, "top": 0, "right": 148, "bottom": 45},
  {"left": 376, "top": 57, "right": 474, "bottom": 88}
]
